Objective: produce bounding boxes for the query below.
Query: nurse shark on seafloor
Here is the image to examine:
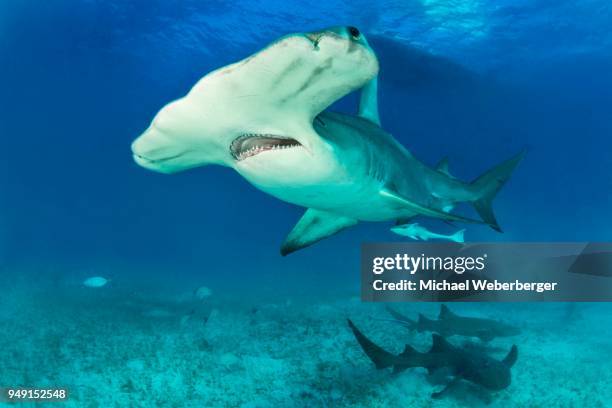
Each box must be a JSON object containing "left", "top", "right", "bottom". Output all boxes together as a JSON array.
[{"left": 131, "top": 26, "right": 524, "bottom": 255}]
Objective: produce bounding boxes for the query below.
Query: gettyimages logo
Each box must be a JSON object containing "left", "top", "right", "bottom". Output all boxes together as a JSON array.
[
  {"left": 372, "top": 253, "right": 488, "bottom": 275},
  {"left": 361, "top": 243, "right": 612, "bottom": 302}
]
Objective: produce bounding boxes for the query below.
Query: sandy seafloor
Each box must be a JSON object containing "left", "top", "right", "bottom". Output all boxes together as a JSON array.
[{"left": 2, "top": 275, "right": 612, "bottom": 408}]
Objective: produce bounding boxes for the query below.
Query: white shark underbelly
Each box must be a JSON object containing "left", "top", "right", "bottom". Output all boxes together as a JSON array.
[
  {"left": 250, "top": 179, "right": 411, "bottom": 222},
  {"left": 235, "top": 151, "right": 417, "bottom": 222}
]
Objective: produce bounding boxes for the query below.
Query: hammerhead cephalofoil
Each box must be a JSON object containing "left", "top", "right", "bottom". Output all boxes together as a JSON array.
[
  {"left": 131, "top": 26, "right": 524, "bottom": 255},
  {"left": 348, "top": 319, "right": 518, "bottom": 398}
]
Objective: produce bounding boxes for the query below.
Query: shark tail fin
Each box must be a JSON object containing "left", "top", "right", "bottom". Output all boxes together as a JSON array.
[
  {"left": 450, "top": 229, "right": 465, "bottom": 243},
  {"left": 347, "top": 319, "right": 396, "bottom": 369},
  {"left": 470, "top": 150, "right": 526, "bottom": 232}
]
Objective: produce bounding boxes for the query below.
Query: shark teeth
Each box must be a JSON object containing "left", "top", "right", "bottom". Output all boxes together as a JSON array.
[{"left": 230, "top": 134, "right": 302, "bottom": 161}]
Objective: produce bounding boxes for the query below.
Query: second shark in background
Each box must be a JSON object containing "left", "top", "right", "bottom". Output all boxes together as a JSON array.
[{"left": 385, "top": 304, "right": 521, "bottom": 342}]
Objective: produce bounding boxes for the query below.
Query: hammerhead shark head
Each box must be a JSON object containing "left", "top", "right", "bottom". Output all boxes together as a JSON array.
[
  {"left": 386, "top": 304, "right": 521, "bottom": 342},
  {"left": 131, "top": 26, "right": 524, "bottom": 255},
  {"left": 348, "top": 319, "right": 518, "bottom": 398}
]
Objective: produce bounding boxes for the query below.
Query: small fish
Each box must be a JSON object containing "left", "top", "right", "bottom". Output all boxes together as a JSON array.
[
  {"left": 391, "top": 223, "right": 465, "bottom": 243},
  {"left": 83, "top": 276, "right": 109, "bottom": 288},
  {"left": 194, "top": 286, "right": 212, "bottom": 300}
]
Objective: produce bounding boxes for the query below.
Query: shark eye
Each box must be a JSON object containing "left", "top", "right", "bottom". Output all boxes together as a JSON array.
[{"left": 348, "top": 26, "right": 360, "bottom": 40}]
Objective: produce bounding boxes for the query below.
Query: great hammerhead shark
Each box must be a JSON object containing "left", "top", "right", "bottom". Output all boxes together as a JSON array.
[
  {"left": 131, "top": 26, "right": 524, "bottom": 255},
  {"left": 348, "top": 319, "right": 518, "bottom": 398}
]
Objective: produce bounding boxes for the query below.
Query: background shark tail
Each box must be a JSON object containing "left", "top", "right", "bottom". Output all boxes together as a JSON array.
[
  {"left": 347, "top": 319, "right": 397, "bottom": 369},
  {"left": 470, "top": 150, "right": 526, "bottom": 232},
  {"left": 451, "top": 229, "right": 465, "bottom": 243}
]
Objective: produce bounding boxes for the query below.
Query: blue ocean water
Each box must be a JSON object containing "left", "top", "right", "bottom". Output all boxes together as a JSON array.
[{"left": 1, "top": 1, "right": 611, "bottom": 406}]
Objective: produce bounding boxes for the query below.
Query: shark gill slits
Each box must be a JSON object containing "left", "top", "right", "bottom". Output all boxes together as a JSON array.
[
  {"left": 305, "top": 33, "right": 321, "bottom": 49},
  {"left": 230, "top": 134, "right": 301, "bottom": 161}
]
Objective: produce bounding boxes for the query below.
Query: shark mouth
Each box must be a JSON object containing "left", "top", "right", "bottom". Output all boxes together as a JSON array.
[{"left": 230, "top": 134, "right": 302, "bottom": 161}]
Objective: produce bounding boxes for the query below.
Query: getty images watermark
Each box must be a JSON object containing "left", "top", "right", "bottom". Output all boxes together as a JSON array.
[{"left": 361, "top": 243, "right": 612, "bottom": 302}]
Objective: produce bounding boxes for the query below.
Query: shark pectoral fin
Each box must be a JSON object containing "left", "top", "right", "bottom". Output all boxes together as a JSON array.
[
  {"left": 358, "top": 77, "right": 381, "bottom": 126},
  {"left": 435, "top": 157, "right": 454, "bottom": 178},
  {"left": 280, "top": 209, "right": 358, "bottom": 256},
  {"left": 380, "top": 188, "right": 485, "bottom": 225},
  {"left": 503, "top": 345, "right": 518, "bottom": 368}
]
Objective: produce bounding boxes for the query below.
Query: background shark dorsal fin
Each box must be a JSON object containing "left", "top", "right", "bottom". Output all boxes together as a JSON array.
[
  {"left": 417, "top": 313, "right": 433, "bottom": 332},
  {"left": 503, "top": 345, "right": 518, "bottom": 367},
  {"left": 435, "top": 157, "right": 452, "bottom": 176},
  {"left": 358, "top": 77, "right": 381, "bottom": 126},
  {"left": 280, "top": 209, "right": 358, "bottom": 256},
  {"left": 392, "top": 344, "right": 418, "bottom": 374},
  {"left": 430, "top": 334, "right": 453, "bottom": 353},
  {"left": 438, "top": 304, "right": 456, "bottom": 320},
  {"left": 380, "top": 188, "right": 485, "bottom": 225},
  {"left": 399, "top": 344, "right": 417, "bottom": 357}
]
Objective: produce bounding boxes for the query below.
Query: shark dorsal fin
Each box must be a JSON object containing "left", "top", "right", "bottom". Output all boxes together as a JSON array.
[
  {"left": 393, "top": 344, "right": 418, "bottom": 374},
  {"left": 399, "top": 344, "right": 417, "bottom": 357},
  {"left": 435, "top": 157, "right": 452, "bottom": 177},
  {"left": 438, "top": 304, "right": 456, "bottom": 320},
  {"left": 380, "top": 188, "right": 485, "bottom": 225},
  {"left": 430, "top": 334, "right": 453, "bottom": 353},
  {"left": 503, "top": 345, "right": 518, "bottom": 367},
  {"left": 417, "top": 313, "right": 432, "bottom": 327}
]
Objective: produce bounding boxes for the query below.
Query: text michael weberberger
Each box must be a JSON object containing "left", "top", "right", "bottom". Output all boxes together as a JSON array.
[{"left": 370, "top": 253, "right": 558, "bottom": 294}]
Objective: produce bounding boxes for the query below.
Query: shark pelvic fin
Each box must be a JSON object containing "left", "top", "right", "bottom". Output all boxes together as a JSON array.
[
  {"left": 380, "top": 188, "right": 485, "bottom": 225},
  {"left": 280, "top": 209, "right": 358, "bottom": 256},
  {"left": 358, "top": 77, "right": 381, "bottom": 125},
  {"left": 435, "top": 157, "right": 453, "bottom": 178}
]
